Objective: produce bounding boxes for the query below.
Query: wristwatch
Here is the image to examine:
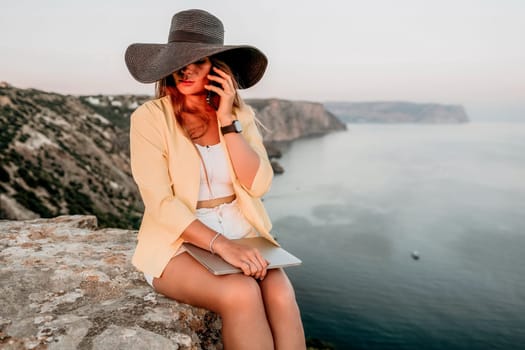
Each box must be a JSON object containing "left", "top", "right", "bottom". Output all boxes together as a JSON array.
[{"left": 220, "top": 120, "right": 242, "bottom": 135}]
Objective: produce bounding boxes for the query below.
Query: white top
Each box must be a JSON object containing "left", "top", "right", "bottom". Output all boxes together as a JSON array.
[{"left": 196, "top": 143, "right": 235, "bottom": 200}]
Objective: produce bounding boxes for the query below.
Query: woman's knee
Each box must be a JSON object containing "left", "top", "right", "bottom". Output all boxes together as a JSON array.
[
  {"left": 261, "top": 270, "right": 298, "bottom": 309},
  {"left": 269, "top": 285, "right": 297, "bottom": 311},
  {"left": 218, "top": 275, "right": 263, "bottom": 312}
]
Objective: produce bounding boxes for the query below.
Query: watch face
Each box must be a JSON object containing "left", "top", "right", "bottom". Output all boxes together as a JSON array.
[{"left": 233, "top": 120, "right": 242, "bottom": 133}]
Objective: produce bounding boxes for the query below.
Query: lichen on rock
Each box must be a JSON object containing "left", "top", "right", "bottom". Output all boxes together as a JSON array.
[{"left": 0, "top": 215, "right": 222, "bottom": 349}]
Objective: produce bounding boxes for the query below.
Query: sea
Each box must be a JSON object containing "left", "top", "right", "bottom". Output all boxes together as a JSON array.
[{"left": 263, "top": 122, "right": 525, "bottom": 350}]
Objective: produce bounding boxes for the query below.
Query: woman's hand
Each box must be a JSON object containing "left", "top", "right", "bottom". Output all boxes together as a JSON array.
[
  {"left": 213, "top": 235, "right": 269, "bottom": 280},
  {"left": 205, "top": 66, "right": 236, "bottom": 125}
]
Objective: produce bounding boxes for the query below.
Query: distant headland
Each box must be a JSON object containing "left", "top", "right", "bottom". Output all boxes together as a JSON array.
[{"left": 324, "top": 101, "right": 469, "bottom": 123}]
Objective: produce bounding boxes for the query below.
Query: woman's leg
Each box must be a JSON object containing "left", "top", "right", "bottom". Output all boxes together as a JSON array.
[
  {"left": 153, "top": 253, "right": 274, "bottom": 350},
  {"left": 259, "top": 269, "right": 306, "bottom": 350}
]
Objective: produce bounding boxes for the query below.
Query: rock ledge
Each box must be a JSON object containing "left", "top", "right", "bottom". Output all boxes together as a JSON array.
[{"left": 0, "top": 215, "right": 222, "bottom": 350}]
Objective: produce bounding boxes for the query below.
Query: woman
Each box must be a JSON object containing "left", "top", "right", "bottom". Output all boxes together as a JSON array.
[{"left": 125, "top": 9, "right": 305, "bottom": 349}]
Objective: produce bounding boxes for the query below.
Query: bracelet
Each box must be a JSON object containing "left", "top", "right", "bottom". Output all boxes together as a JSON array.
[{"left": 209, "top": 232, "right": 221, "bottom": 255}]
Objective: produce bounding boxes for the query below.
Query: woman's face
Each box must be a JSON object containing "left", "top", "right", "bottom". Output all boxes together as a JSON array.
[{"left": 173, "top": 57, "right": 212, "bottom": 96}]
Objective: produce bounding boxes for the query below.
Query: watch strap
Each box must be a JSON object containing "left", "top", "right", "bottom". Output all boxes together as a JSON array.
[{"left": 220, "top": 120, "right": 242, "bottom": 135}]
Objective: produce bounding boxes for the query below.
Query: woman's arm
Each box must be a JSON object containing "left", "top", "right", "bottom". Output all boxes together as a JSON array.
[
  {"left": 221, "top": 106, "right": 274, "bottom": 196},
  {"left": 222, "top": 129, "right": 260, "bottom": 188},
  {"left": 207, "top": 67, "right": 273, "bottom": 196}
]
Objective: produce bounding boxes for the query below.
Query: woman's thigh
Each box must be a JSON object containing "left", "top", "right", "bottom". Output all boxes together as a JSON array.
[{"left": 152, "top": 253, "right": 262, "bottom": 313}]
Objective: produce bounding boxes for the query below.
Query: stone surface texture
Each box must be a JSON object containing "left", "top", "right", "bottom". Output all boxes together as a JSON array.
[{"left": 0, "top": 215, "right": 222, "bottom": 350}]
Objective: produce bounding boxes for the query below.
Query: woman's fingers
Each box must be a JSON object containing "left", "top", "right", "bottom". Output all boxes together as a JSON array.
[
  {"left": 253, "top": 251, "right": 269, "bottom": 280},
  {"left": 237, "top": 253, "right": 264, "bottom": 278},
  {"left": 216, "top": 240, "right": 269, "bottom": 279},
  {"left": 240, "top": 261, "right": 251, "bottom": 276},
  {"left": 205, "top": 79, "right": 233, "bottom": 96},
  {"left": 248, "top": 248, "right": 268, "bottom": 280},
  {"left": 206, "top": 67, "right": 234, "bottom": 93},
  {"left": 248, "top": 258, "right": 262, "bottom": 280},
  {"left": 240, "top": 258, "right": 259, "bottom": 278},
  {"left": 205, "top": 67, "right": 236, "bottom": 120},
  {"left": 211, "top": 66, "right": 234, "bottom": 85}
]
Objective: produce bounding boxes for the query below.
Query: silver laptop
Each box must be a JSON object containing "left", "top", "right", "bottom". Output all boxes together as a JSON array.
[{"left": 183, "top": 237, "right": 302, "bottom": 275}]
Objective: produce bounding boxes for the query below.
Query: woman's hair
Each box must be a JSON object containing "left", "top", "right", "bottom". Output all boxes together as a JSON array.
[{"left": 155, "top": 56, "right": 243, "bottom": 120}]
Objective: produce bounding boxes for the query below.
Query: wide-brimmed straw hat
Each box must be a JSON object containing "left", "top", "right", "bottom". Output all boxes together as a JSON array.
[{"left": 125, "top": 9, "right": 268, "bottom": 89}]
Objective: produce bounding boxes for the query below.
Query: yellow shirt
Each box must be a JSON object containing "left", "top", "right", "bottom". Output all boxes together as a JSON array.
[{"left": 129, "top": 95, "right": 278, "bottom": 277}]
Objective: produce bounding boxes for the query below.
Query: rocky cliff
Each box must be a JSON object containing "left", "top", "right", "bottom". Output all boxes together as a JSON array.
[
  {"left": 247, "top": 99, "right": 347, "bottom": 142},
  {"left": 0, "top": 83, "right": 147, "bottom": 228},
  {"left": 324, "top": 101, "right": 469, "bottom": 123},
  {"left": 0, "top": 83, "right": 344, "bottom": 228},
  {"left": 0, "top": 215, "right": 222, "bottom": 349}
]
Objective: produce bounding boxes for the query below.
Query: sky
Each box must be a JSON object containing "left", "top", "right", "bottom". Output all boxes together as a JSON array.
[{"left": 1, "top": 0, "right": 524, "bottom": 121}]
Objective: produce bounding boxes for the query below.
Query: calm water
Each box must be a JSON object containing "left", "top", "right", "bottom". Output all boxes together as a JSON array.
[{"left": 264, "top": 123, "right": 525, "bottom": 349}]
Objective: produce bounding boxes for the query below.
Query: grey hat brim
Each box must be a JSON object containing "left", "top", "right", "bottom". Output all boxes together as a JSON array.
[{"left": 125, "top": 42, "right": 267, "bottom": 89}]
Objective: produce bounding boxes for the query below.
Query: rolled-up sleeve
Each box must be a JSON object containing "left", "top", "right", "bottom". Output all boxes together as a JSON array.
[{"left": 130, "top": 106, "right": 195, "bottom": 239}]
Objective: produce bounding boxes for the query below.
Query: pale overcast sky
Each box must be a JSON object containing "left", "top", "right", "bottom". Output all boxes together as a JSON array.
[{"left": 1, "top": 0, "right": 524, "bottom": 120}]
